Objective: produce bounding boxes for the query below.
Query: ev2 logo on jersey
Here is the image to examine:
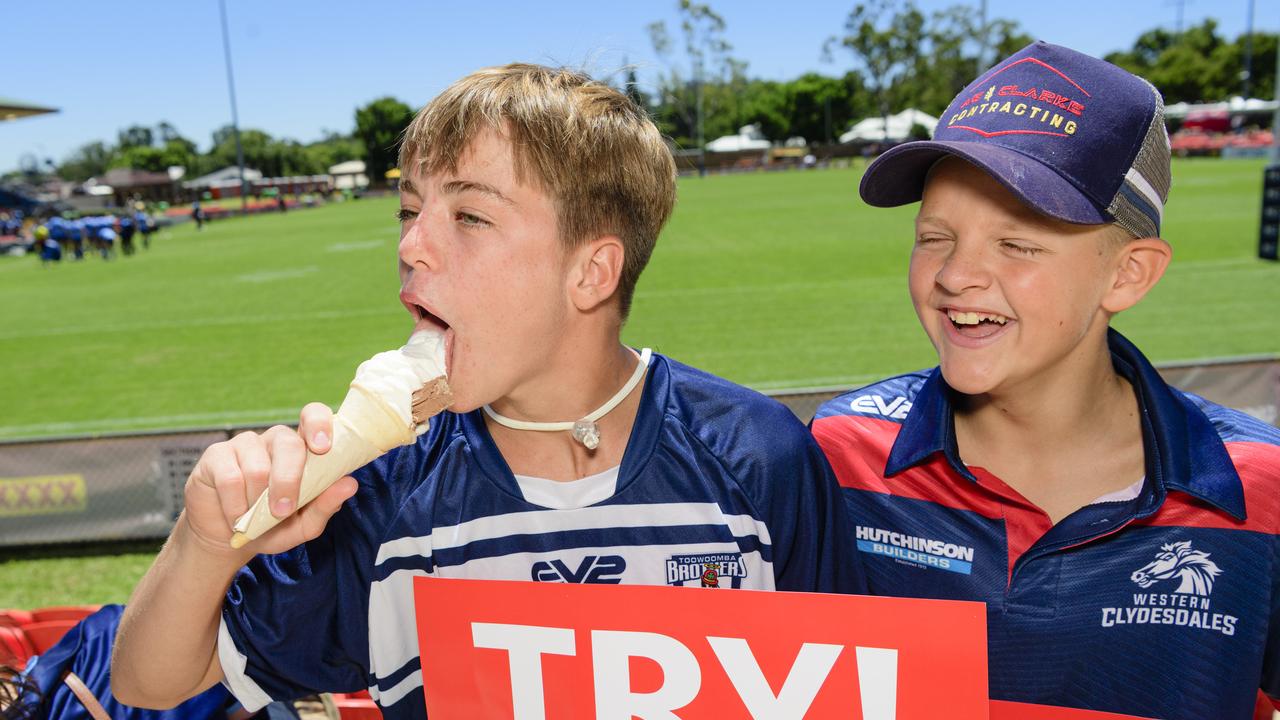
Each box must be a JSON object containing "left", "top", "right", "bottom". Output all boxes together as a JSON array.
[
  {"left": 850, "top": 395, "right": 912, "bottom": 420},
  {"left": 1100, "top": 540, "right": 1237, "bottom": 636},
  {"left": 531, "top": 555, "right": 626, "bottom": 584}
]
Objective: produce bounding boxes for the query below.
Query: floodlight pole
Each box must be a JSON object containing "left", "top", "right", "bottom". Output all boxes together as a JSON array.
[
  {"left": 1243, "top": 0, "right": 1255, "bottom": 99},
  {"left": 977, "top": 0, "right": 989, "bottom": 73},
  {"left": 1273, "top": 38, "right": 1280, "bottom": 164},
  {"left": 218, "top": 0, "right": 248, "bottom": 214}
]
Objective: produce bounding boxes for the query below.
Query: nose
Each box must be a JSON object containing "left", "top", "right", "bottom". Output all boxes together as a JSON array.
[
  {"left": 397, "top": 212, "right": 440, "bottom": 271},
  {"left": 932, "top": 239, "right": 991, "bottom": 295}
]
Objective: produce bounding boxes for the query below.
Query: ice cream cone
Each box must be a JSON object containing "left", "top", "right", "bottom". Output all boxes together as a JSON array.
[
  {"left": 230, "top": 386, "right": 427, "bottom": 548},
  {"left": 228, "top": 331, "right": 449, "bottom": 549}
]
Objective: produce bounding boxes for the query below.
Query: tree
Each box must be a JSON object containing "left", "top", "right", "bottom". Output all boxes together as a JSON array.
[
  {"left": 211, "top": 124, "right": 238, "bottom": 149},
  {"left": 59, "top": 141, "right": 115, "bottom": 182},
  {"left": 787, "top": 72, "right": 858, "bottom": 144},
  {"left": 156, "top": 121, "right": 183, "bottom": 145},
  {"left": 889, "top": 5, "right": 1030, "bottom": 116},
  {"left": 825, "top": 0, "right": 925, "bottom": 131},
  {"left": 117, "top": 125, "right": 154, "bottom": 150},
  {"left": 305, "top": 132, "right": 365, "bottom": 173},
  {"left": 648, "top": 0, "right": 744, "bottom": 161},
  {"left": 1102, "top": 20, "right": 1271, "bottom": 105},
  {"left": 354, "top": 97, "right": 415, "bottom": 183},
  {"left": 622, "top": 64, "right": 648, "bottom": 111}
]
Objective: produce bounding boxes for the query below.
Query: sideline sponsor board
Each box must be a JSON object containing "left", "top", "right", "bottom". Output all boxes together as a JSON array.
[
  {"left": 415, "top": 577, "right": 988, "bottom": 719},
  {"left": 0, "top": 430, "right": 223, "bottom": 545}
]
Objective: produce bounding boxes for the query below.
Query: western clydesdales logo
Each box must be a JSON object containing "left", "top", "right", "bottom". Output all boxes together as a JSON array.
[
  {"left": 1100, "top": 540, "right": 1237, "bottom": 636},
  {"left": 665, "top": 552, "right": 747, "bottom": 589},
  {"left": 1130, "top": 540, "right": 1221, "bottom": 596}
]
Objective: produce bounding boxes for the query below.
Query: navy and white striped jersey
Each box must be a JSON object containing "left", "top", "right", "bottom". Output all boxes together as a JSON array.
[{"left": 218, "top": 352, "right": 863, "bottom": 717}]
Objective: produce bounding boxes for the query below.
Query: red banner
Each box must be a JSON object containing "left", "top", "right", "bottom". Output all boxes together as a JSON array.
[{"left": 415, "top": 577, "right": 989, "bottom": 719}]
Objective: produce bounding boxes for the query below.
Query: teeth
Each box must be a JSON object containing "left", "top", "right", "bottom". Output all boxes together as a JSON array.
[{"left": 947, "top": 310, "right": 1009, "bottom": 325}]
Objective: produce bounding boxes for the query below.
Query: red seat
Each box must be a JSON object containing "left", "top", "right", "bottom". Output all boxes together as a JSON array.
[
  {"left": 0, "top": 609, "right": 34, "bottom": 628},
  {"left": 0, "top": 626, "right": 35, "bottom": 665},
  {"left": 31, "top": 605, "right": 100, "bottom": 623},
  {"left": 20, "top": 620, "right": 79, "bottom": 654},
  {"left": 332, "top": 694, "right": 382, "bottom": 720}
]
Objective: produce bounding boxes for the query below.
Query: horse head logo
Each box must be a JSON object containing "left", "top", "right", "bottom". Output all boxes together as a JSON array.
[{"left": 1130, "top": 541, "right": 1221, "bottom": 596}]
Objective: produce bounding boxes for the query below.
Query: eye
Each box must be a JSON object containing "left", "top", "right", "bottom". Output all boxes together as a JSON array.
[
  {"left": 915, "top": 234, "right": 950, "bottom": 246},
  {"left": 1000, "top": 240, "right": 1043, "bottom": 256},
  {"left": 395, "top": 208, "right": 418, "bottom": 223},
  {"left": 456, "top": 211, "right": 491, "bottom": 228}
]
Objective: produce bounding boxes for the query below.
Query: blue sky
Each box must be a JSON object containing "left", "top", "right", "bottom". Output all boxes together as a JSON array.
[{"left": 3, "top": 0, "right": 1274, "bottom": 174}]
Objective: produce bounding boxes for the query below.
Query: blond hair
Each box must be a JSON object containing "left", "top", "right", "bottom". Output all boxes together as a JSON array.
[{"left": 399, "top": 63, "right": 676, "bottom": 319}]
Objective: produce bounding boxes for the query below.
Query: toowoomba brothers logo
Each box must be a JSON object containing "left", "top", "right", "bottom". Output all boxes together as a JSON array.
[
  {"left": 1101, "top": 541, "right": 1237, "bottom": 636},
  {"left": 855, "top": 525, "right": 975, "bottom": 574},
  {"left": 665, "top": 553, "right": 748, "bottom": 588}
]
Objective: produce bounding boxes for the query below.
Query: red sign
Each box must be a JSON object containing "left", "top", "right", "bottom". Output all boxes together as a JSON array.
[{"left": 414, "top": 577, "right": 989, "bottom": 719}]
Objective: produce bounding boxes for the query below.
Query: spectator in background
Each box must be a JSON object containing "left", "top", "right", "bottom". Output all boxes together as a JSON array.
[
  {"left": 66, "top": 218, "right": 84, "bottom": 261},
  {"left": 119, "top": 213, "right": 136, "bottom": 256},
  {"left": 34, "top": 225, "right": 59, "bottom": 266},
  {"left": 192, "top": 200, "right": 204, "bottom": 231},
  {"left": 89, "top": 217, "right": 114, "bottom": 260},
  {"left": 135, "top": 205, "right": 155, "bottom": 250}
]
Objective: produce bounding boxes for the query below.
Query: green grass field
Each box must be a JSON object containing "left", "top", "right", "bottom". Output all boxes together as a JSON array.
[
  {"left": 2, "top": 159, "right": 1276, "bottom": 442},
  {"left": 1, "top": 158, "right": 1278, "bottom": 607}
]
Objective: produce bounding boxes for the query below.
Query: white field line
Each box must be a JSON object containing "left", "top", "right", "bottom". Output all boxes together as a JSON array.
[
  {"left": 327, "top": 240, "right": 387, "bottom": 252},
  {"left": 0, "top": 307, "right": 396, "bottom": 341},
  {"left": 234, "top": 266, "right": 318, "bottom": 283},
  {"left": 0, "top": 408, "right": 302, "bottom": 438}
]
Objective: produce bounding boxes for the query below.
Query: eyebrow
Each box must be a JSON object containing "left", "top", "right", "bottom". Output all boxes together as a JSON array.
[
  {"left": 399, "top": 177, "right": 419, "bottom": 197},
  {"left": 441, "top": 180, "right": 516, "bottom": 206}
]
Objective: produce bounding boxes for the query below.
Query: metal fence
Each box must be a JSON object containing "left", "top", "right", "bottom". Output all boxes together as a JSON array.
[{"left": 2, "top": 356, "right": 1277, "bottom": 547}]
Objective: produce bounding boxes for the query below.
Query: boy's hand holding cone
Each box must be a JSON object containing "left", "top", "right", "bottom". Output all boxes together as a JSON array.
[{"left": 229, "top": 330, "right": 451, "bottom": 549}]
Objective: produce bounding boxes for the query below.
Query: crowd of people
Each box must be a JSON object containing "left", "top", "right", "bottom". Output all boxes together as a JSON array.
[{"left": 0, "top": 206, "right": 157, "bottom": 264}]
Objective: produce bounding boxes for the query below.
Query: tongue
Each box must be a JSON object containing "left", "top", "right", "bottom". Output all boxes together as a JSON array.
[{"left": 955, "top": 320, "right": 1004, "bottom": 339}]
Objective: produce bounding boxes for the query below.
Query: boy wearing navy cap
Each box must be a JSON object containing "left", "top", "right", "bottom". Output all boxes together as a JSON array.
[{"left": 812, "top": 41, "right": 1280, "bottom": 718}]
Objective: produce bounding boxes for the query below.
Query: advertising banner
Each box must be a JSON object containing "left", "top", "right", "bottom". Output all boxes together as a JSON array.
[
  {"left": 0, "top": 430, "right": 222, "bottom": 545},
  {"left": 415, "top": 577, "right": 988, "bottom": 720}
]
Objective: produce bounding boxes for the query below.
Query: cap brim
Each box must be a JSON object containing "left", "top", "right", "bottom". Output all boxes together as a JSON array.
[{"left": 858, "top": 141, "right": 1109, "bottom": 226}]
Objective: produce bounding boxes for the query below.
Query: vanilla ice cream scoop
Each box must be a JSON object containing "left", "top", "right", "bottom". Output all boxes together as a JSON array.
[
  {"left": 229, "top": 330, "right": 452, "bottom": 548},
  {"left": 354, "top": 329, "right": 451, "bottom": 433}
]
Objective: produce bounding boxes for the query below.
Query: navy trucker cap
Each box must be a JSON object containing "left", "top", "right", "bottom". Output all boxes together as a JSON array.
[{"left": 859, "top": 41, "right": 1171, "bottom": 239}]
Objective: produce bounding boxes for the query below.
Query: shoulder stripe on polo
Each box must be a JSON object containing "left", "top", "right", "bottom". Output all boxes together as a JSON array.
[{"left": 815, "top": 414, "right": 1007, "bottom": 519}]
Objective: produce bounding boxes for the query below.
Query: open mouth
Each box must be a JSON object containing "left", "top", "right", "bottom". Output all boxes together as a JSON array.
[
  {"left": 402, "top": 293, "right": 455, "bottom": 375},
  {"left": 945, "top": 309, "right": 1012, "bottom": 341}
]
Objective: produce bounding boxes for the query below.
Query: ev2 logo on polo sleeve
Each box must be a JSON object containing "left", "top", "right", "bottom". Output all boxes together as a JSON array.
[{"left": 850, "top": 395, "right": 912, "bottom": 420}]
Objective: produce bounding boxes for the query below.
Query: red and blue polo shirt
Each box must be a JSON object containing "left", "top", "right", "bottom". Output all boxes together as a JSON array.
[{"left": 812, "top": 329, "right": 1280, "bottom": 719}]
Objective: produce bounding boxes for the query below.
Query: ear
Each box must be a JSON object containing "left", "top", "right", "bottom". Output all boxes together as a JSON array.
[
  {"left": 567, "top": 235, "right": 625, "bottom": 313},
  {"left": 1101, "top": 238, "right": 1171, "bottom": 314}
]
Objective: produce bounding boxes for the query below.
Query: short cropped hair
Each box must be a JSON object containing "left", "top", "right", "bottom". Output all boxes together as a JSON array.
[{"left": 399, "top": 63, "right": 677, "bottom": 319}]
